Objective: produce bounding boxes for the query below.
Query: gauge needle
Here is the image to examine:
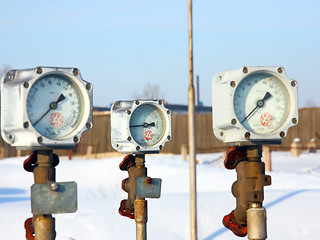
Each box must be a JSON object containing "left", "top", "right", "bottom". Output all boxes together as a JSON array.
[
  {"left": 241, "top": 92, "right": 272, "bottom": 124},
  {"left": 130, "top": 122, "right": 156, "bottom": 128},
  {"left": 33, "top": 93, "right": 66, "bottom": 126}
]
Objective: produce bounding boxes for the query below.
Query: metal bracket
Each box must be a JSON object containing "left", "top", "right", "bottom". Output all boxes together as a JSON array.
[
  {"left": 136, "top": 177, "right": 161, "bottom": 199},
  {"left": 31, "top": 181, "right": 77, "bottom": 215}
]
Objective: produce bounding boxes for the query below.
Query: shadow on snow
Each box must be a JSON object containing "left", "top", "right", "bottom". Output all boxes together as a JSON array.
[
  {"left": 0, "top": 188, "right": 29, "bottom": 204},
  {"left": 203, "top": 189, "right": 319, "bottom": 240}
]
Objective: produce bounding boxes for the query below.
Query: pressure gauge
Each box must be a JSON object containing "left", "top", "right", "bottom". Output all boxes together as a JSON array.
[
  {"left": 212, "top": 66, "right": 298, "bottom": 145},
  {"left": 1, "top": 67, "right": 93, "bottom": 149},
  {"left": 111, "top": 100, "right": 171, "bottom": 154}
]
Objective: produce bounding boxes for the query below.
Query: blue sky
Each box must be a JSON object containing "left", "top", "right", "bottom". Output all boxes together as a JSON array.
[{"left": 1, "top": 0, "right": 320, "bottom": 108}]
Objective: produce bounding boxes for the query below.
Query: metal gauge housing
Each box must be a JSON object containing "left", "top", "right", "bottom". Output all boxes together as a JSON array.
[
  {"left": 1, "top": 67, "right": 93, "bottom": 149},
  {"left": 111, "top": 100, "right": 172, "bottom": 154},
  {"left": 212, "top": 66, "right": 298, "bottom": 145}
]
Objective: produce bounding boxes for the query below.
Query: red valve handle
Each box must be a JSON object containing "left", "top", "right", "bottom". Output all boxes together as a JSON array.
[
  {"left": 119, "top": 199, "right": 134, "bottom": 219},
  {"left": 24, "top": 217, "right": 35, "bottom": 240},
  {"left": 222, "top": 210, "right": 247, "bottom": 237},
  {"left": 119, "top": 155, "right": 135, "bottom": 171},
  {"left": 23, "top": 151, "right": 60, "bottom": 172},
  {"left": 224, "top": 147, "right": 247, "bottom": 169}
]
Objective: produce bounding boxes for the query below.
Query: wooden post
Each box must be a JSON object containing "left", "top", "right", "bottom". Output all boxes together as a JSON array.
[
  {"left": 291, "top": 138, "right": 302, "bottom": 157},
  {"left": 181, "top": 144, "right": 188, "bottom": 161},
  {"left": 262, "top": 146, "right": 271, "bottom": 171}
]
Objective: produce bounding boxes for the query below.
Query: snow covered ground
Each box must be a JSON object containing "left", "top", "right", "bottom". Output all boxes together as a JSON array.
[{"left": 1, "top": 151, "right": 320, "bottom": 239}]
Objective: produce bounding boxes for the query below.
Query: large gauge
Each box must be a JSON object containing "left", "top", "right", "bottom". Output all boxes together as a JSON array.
[
  {"left": 212, "top": 66, "right": 298, "bottom": 145},
  {"left": 1, "top": 67, "right": 93, "bottom": 149},
  {"left": 26, "top": 74, "right": 84, "bottom": 139},
  {"left": 111, "top": 100, "right": 171, "bottom": 154},
  {"left": 233, "top": 73, "right": 290, "bottom": 134}
]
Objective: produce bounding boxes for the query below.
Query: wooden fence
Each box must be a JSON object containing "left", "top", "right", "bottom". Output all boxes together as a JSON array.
[{"left": 0, "top": 108, "right": 319, "bottom": 159}]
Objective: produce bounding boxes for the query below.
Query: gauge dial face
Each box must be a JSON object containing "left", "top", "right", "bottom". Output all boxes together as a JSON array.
[
  {"left": 233, "top": 73, "right": 290, "bottom": 134},
  {"left": 26, "top": 74, "right": 83, "bottom": 139},
  {"left": 129, "top": 104, "right": 166, "bottom": 146}
]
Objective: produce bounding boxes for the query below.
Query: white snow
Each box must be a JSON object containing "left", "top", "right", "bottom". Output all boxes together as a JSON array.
[{"left": 1, "top": 151, "right": 320, "bottom": 239}]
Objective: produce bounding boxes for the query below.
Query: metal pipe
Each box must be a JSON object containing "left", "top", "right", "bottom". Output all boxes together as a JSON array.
[
  {"left": 188, "top": 0, "right": 198, "bottom": 239},
  {"left": 135, "top": 199, "right": 147, "bottom": 240},
  {"left": 247, "top": 205, "right": 267, "bottom": 240},
  {"left": 246, "top": 146, "right": 268, "bottom": 240},
  {"left": 135, "top": 154, "right": 147, "bottom": 240},
  {"left": 33, "top": 150, "right": 56, "bottom": 240}
]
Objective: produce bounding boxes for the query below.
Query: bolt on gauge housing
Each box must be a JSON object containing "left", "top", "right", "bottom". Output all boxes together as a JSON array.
[
  {"left": 212, "top": 66, "right": 298, "bottom": 145},
  {"left": 111, "top": 100, "right": 172, "bottom": 154},
  {"left": 1, "top": 67, "right": 93, "bottom": 149}
]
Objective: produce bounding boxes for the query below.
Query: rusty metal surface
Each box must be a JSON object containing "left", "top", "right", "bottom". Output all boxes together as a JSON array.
[
  {"left": 34, "top": 216, "right": 56, "bottom": 240},
  {"left": 136, "top": 177, "right": 161, "bottom": 199},
  {"left": 31, "top": 182, "right": 77, "bottom": 215},
  {"left": 32, "top": 150, "right": 56, "bottom": 240},
  {"left": 135, "top": 199, "right": 147, "bottom": 240},
  {"left": 247, "top": 207, "right": 267, "bottom": 240},
  {"left": 223, "top": 145, "right": 271, "bottom": 239}
]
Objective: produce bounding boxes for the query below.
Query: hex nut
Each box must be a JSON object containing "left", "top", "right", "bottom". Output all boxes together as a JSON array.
[
  {"left": 36, "top": 67, "right": 43, "bottom": 74},
  {"left": 73, "top": 68, "right": 79, "bottom": 76},
  {"left": 37, "top": 136, "right": 43, "bottom": 143},
  {"left": 292, "top": 118, "right": 297, "bottom": 124},
  {"left": 245, "top": 132, "right": 251, "bottom": 138},
  {"left": 73, "top": 136, "right": 80, "bottom": 143}
]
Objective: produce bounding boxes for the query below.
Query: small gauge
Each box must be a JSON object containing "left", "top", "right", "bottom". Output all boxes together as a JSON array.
[
  {"left": 111, "top": 100, "right": 172, "bottom": 154},
  {"left": 129, "top": 104, "right": 166, "bottom": 147},
  {"left": 0, "top": 67, "right": 93, "bottom": 149},
  {"left": 212, "top": 66, "right": 298, "bottom": 144},
  {"left": 234, "top": 73, "right": 290, "bottom": 134},
  {"left": 27, "top": 74, "right": 83, "bottom": 139}
]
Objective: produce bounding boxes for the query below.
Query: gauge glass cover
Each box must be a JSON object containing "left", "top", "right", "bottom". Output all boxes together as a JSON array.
[
  {"left": 233, "top": 73, "right": 290, "bottom": 134},
  {"left": 26, "top": 74, "right": 83, "bottom": 139},
  {"left": 129, "top": 104, "right": 166, "bottom": 146}
]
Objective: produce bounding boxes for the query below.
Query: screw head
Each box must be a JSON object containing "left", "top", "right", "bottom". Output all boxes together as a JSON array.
[
  {"left": 127, "top": 110, "right": 131, "bottom": 115},
  {"left": 159, "top": 145, "right": 163, "bottom": 150},
  {"left": 23, "top": 122, "right": 30, "bottom": 129},
  {"left": 158, "top": 100, "right": 163, "bottom": 105},
  {"left": 73, "top": 68, "right": 79, "bottom": 76},
  {"left": 127, "top": 136, "right": 132, "bottom": 141},
  {"left": 36, "top": 67, "right": 43, "bottom": 74},
  {"left": 220, "top": 132, "right": 224, "bottom": 137},
  {"left": 231, "top": 118, "right": 237, "bottom": 125},
  {"left": 145, "top": 177, "right": 152, "bottom": 184},
  {"left": 73, "top": 136, "right": 80, "bottom": 143},
  {"left": 243, "top": 67, "right": 248, "bottom": 74},
  {"left": 135, "top": 100, "right": 140, "bottom": 105},
  {"left": 167, "top": 110, "right": 171, "bottom": 114},
  {"left": 230, "top": 81, "right": 236, "bottom": 87},
  {"left": 86, "top": 83, "right": 92, "bottom": 91},
  {"left": 167, "top": 135, "right": 171, "bottom": 140},
  {"left": 280, "top": 131, "right": 285, "bottom": 138},
  {"left": 86, "top": 122, "right": 93, "bottom": 129},
  {"left": 51, "top": 183, "right": 59, "bottom": 191},
  {"left": 292, "top": 118, "right": 297, "bottom": 124},
  {"left": 245, "top": 132, "right": 251, "bottom": 138},
  {"left": 38, "top": 136, "right": 43, "bottom": 144},
  {"left": 136, "top": 146, "right": 140, "bottom": 151},
  {"left": 291, "top": 81, "right": 297, "bottom": 87},
  {"left": 277, "top": 67, "right": 283, "bottom": 74},
  {"left": 23, "top": 82, "right": 29, "bottom": 88}
]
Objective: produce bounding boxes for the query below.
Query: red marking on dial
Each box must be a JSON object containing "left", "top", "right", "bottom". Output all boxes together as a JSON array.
[
  {"left": 50, "top": 112, "right": 64, "bottom": 128},
  {"left": 144, "top": 130, "right": 153, "bottom": 141},
  {"left": 260, "top": 113, "right": 273, "bottom": 127}
]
